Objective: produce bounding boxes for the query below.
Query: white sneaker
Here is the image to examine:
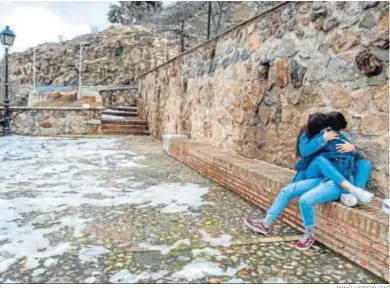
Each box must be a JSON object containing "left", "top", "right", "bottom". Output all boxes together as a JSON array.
[
  {"left": 349, "top": 187, "right": 374, "bottom": 205},
  {"left": 340, "top": 194, "right": 358, "bottom": 207}
]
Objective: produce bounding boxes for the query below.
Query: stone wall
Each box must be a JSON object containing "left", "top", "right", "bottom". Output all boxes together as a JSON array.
[
  {"left": 99, "top": 87, "right": 138, "bottom": 107},
  {"left": 28, "top": 91, "right": 78, "bottom": 106},
  {"left": 0, "top": 107, "right": 103, "bottom": 136},
  {"left": 139, "top": 1, "right": 389, "bottom": 198},
  {"left": 0, "top": 84, "right": 31, "bottom": 106}
]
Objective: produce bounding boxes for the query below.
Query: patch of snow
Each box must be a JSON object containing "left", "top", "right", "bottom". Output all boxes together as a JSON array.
[
  {"left": 172, "top": 259, "right": 247, "bottom": 279},
  {"left": 132, "top": 155, "right": 146, "bottom": 161},
  {"left": 139, "top": 239, "right": 191, "bottom": 255},
  {"left": 31, "top": 268, "right": 46, "bottom": 277},
  {"left": 129, "top": 182, "right": 144, "bottom": 188},
  {"left": 137, "top": 270, "right": 169, "bottom": 281},
  {"left": 110, "top": 269, "right": 139, "bottom": 283},
  {"left": 26, "top": 258, "right": 40, "bottom": 269},
  {"left": 43, "top": 258, "right": 58, "bottom": 267},
  {"left": 101, "top": 115, "right": 126, "bottom": 121},
  {"left": 0, "top": 136, "right": 210, "bottom": 273},
  {"left": 110, "top": 269, "right": 169, "bottom": 283},
  {"left": 199, "top": 230, "right": 232, "bottom": 247},
  {"left": 191, "top": 247, "right": 221, "bottom": 257},
  {"left": 79, "top": 246, "right": 107, "bottom": 263},
  {"left": 263, "top": 277, "right": 287, "bottom": 283},
  {"left": 83, "top": 277, "right": 97, "bottom": 283}
]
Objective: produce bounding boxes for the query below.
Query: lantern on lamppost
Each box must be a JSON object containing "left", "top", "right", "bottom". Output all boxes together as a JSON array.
[{"left": 0, "top": 26, "right": 16, "bottom": 136}]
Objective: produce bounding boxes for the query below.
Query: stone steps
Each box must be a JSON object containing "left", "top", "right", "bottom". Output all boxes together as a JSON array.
[
  {"left": 102, "top": 109, "right": 138, "bottom": 117},
  {"left": 106, "top": 106, "right": 138, "bottom": 112},
  {"left": 101, "top": 124, "right": 149, "bottom": 131},
  {"left": 101, "top": 119, "right": 148, "bottom": 126},
  {"left": 100, "top": 106, "right": 149, "bottom": 136},
  {"left": 102, "top": 130, "right": 150, "bottom": 135}
]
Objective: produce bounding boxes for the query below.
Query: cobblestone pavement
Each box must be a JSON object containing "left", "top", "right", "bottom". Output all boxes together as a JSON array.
[{"left": 0, "top": 136, "right": 385, "bottom": 284}]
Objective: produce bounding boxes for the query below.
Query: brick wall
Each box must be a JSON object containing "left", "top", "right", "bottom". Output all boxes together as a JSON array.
[{"left": 167, "top": 139, "right": 389, "bottom": 281}]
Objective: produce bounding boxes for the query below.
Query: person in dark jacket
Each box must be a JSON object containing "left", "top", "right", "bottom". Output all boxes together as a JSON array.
[{"left": 245, "top": 112, "right": 373, "bottom": 251}]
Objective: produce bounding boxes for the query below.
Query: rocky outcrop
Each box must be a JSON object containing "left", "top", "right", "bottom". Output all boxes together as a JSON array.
[
  {"left": 139, "top": 1, "right": 389, "bottom": 198},
  {"left": 3, "top": 25, "right": 180, "bottom": 87}
]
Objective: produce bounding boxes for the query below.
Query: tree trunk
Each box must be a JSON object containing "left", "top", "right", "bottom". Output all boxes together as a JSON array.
[
  {"left": 180, "top": 21, "right": 185, "bottom": 53},
  {"left": 207, "top": 1, "right": 212, "bottom": 39}
]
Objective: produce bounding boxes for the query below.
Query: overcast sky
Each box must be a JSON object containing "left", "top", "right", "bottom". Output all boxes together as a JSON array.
[{"left": 0, "top": 1, "right": 112, "bottom": 58}]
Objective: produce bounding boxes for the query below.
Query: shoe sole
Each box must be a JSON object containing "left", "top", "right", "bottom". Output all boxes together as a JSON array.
[
  {"left": 243, "top": 219, "right": 269, "bottom": 235},
  {"left": 340, "top": 195, "right": 358, "bottom": 207},
  {"left": 295, "top": 240, "right": 315, "bottom": 251}
]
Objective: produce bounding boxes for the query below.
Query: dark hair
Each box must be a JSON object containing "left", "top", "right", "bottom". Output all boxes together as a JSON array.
[
  {"left": 295, "top": 113, "right": 329, "bottom": 158},
  {"left": 326, "top": 111, "right": 347, "bottom": 131}
]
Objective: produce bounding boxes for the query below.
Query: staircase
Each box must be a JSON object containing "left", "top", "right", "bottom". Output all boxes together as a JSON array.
[{"left": 101, "top": 105, "right": 150, "bottom": 136}]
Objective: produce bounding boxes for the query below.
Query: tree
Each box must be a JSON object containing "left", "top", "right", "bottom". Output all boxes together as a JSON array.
[
  {"left": 107, "top": 3, "right": 122, "bottom": 24},
  {"left": 107, "top": 1, "right": 162, "bottom": 25},
  {"left": 158, "top": 1, "right": 208, "bottom": 52},
  {"left": 209, "top": 2, "right": 235, "bottom": 37}
]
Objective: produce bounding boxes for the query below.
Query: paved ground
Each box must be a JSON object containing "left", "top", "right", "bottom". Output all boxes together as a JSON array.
[{"left": 0, "top": 136, "right": 385, "bottom": 284}]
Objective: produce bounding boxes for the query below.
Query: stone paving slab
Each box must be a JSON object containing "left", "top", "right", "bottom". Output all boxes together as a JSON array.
[{"left": 0, "top": 136, "right": 385, "bottom": 284}]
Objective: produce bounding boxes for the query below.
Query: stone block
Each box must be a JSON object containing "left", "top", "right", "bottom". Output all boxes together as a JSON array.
[
  {"left": 331, "top": 85, "right": 352, "bottom": 108},
  {"left": 290, "top": 58, "right": 307, "bottom": 88},
  {"left": 359, "top": 10, "right": 381, "bottom": 28},
  {"left": 275, "top": 58, "right": 290, "bottom": 88},
  {"left": 322, "top": 16, "right": 339, "bottom": 32},
  {"left": 163, "top": 134, "right": 189, "bottom": 153}
]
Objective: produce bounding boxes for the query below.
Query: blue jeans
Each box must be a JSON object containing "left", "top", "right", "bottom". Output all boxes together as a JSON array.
[
  {"left": 266, "top": 159, "right": 372, "bottom": 229},
  {"left": 305, "top": 155, "right": 351, "bottom": 186},
  {"left": 353, "top": 159, "right": 372, "bottom": 188}
]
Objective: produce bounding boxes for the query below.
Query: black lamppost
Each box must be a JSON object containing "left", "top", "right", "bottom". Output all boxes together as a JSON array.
[{"left": 0, "top": 26, "right": 16, "bottom": 136}]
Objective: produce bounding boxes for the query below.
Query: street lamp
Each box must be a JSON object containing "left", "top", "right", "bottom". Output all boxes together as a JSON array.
[
  {"left": 77, "top": 41, "right": 90, "bottom": 100},
  {"left": 0, "top": 26, "right": 16, "bottom": 136}
]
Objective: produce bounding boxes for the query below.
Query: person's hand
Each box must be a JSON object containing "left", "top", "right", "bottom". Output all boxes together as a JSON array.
[
  {"left": 323, "top": 130, "right": 339, "bottom": 142},
  {"left": 336, "top": 140, "right": 356, "bottom": 153}
]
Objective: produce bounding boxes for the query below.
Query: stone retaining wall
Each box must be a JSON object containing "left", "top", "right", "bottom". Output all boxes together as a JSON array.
[
  {"left": 0, "top": 107, "right": 103, "bottom": 136},
  {"left": 138, "top": 1, "right": 389, "bottom": 198},
  {"left": 28, "top": 91, "right": 78, "bottom": 106},
  {"left": 167, "top": 138, "right": 389, "bottom": 281},
  {"left": 99, "top": 87, "right": 138, "bottom": 107}
]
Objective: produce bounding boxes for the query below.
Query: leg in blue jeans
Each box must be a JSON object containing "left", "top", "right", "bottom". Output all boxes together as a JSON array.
[
  {"left": 353, "top": 159, "right": 372, "bottom": 188},
  {"left": 266, "top": 178, "right": 322, "bottom": 222},
  {"left": 305, "top": 156, "right": 346, "bottom": 186},
  {"left": 299, "top": 180, "right": 342, "bottom": 229}
]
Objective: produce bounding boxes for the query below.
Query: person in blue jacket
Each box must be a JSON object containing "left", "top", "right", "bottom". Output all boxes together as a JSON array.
[
  {"left": 294, "top": 111, "right": 373, "bottom": 206},
  {"left": 244, "top": 112, "right": 373, "bottom": 251}
]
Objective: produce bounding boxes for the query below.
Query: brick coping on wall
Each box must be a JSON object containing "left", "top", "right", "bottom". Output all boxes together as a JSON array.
[
  {"left": 167, "top": 139, "right": 389, "bottom": 281},
  {"left": 0, "top": 106, "right": 104, "bottom": 111},
  {"left": 137, "top": 1, "right": 290, "bottom": 79}
]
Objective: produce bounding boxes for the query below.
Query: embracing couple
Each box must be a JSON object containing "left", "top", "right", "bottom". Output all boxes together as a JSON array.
[{"left": 244, "top": 111, "right": 374, "bottom": 251}]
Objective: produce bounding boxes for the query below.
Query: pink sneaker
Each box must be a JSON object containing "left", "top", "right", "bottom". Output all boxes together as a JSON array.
[
  {"left": 296, "top": 234, "right": 315, "bottom": 251},
  {"left": 244, "top": 218, "right": 270, "bottom": 235}
]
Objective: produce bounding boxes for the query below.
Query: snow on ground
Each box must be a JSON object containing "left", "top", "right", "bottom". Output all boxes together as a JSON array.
[{"left": 0, "top": 136, "right": 209, "bottom": 274}]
